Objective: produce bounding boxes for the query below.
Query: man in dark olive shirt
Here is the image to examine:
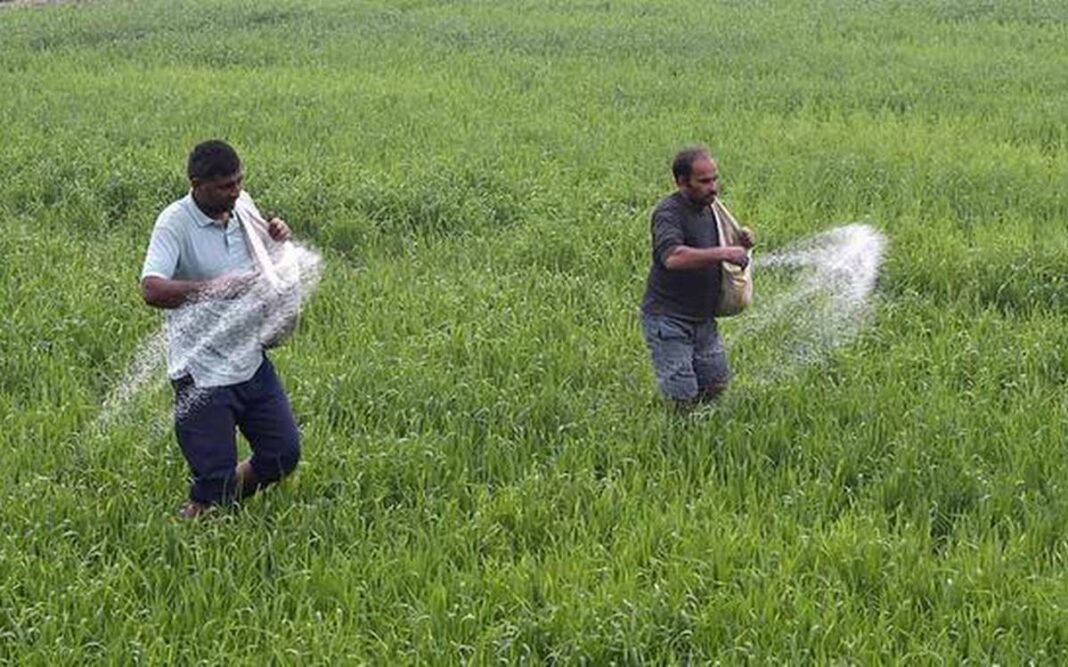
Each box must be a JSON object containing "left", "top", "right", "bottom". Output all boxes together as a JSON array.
[{"left": 641, "top": 146, "right": 754, "bottom": 407}]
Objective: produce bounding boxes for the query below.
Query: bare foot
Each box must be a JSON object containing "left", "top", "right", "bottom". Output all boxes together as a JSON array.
[{"left": 176, "top": 500, "right": 214, "bottom": 520}]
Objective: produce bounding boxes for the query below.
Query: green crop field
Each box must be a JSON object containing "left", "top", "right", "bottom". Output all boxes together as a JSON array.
[{"left": 2, "top": 0, "right": 1068, "bottom": 662}]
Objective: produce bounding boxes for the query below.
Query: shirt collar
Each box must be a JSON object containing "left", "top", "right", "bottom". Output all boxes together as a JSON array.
[
  {"left": 183, "top": 192, "right": 227, "bottom": 228},
  {"left": 676, "top": 191, "right": 708, "bottom": 213}
]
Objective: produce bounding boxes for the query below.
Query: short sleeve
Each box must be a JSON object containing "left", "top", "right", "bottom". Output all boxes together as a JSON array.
[
  {"left": 651, "top": 208, "right": 684, "bottom": 266},
  {"left": 140, "top": 219, "right": 181, "bottom": 281}
]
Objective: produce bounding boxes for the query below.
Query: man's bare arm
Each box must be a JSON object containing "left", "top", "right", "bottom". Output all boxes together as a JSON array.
[
  {"left": 141, "top": 276, "right": 206, "bottom": 309},
  {"left": 141, "top": 273, "right": 255, "bottom": 309},
  {"left": 664, "top": 245, "right": 750, "bottom": 271}
]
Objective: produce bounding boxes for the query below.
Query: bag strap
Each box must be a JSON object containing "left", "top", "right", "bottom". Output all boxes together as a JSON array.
[
  {"left": 236, "top": 203, "right": 282, "bottom": 290},
  {"left": 710, "top": 199, "right": 740, "bottom": 246}
]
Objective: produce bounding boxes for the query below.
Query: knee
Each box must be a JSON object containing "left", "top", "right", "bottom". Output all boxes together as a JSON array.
[
  {"left": 278, "top": 436, "right": 301, "bottom": 477},
  {"left": 255, "top": 436, "right": 300, "bottom": 483}
]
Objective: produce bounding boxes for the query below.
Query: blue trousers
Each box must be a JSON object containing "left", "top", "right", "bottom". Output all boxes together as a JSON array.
[
  {"left": 641, "top": 311, "right": 731, "bottom": 401},
  {"left": 172, "top": 357, "right": 300, "bottom": 505}
]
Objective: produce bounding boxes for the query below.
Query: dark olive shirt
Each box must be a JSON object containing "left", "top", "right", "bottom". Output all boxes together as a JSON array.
[{"left": 640, "top": 191, "right": 721, "bottom": 320}]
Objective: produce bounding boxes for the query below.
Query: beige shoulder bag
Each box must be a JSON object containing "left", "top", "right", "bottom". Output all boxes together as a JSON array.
[{"left": 711, "top": 199, "right": 753, "bottom": 317}]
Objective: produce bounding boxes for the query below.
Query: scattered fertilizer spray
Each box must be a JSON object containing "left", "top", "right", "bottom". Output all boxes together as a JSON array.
[
  {"left": 725, "top": 223, "right": 887, "bottom": 385},
  {"left": 95, "top": 242, "right": 323, "bottom": 430},
  {"left": 95, "top": 328, "right": 168, "bottom": 430},
  {"left": 98, "top": 223, "right": 883, "bottom": 427}
]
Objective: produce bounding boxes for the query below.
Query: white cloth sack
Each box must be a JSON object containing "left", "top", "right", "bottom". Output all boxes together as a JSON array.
[{"left": 235, "top": 194, "right": 302, "bottom": 347}]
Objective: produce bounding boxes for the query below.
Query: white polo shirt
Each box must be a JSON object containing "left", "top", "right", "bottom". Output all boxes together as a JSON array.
[{"left": 141, "top": 191, "right": 266, "bottom": 387}]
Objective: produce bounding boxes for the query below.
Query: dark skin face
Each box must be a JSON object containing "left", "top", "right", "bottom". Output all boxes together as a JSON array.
[
  {"left": 676, "top": 157, "right": 719, "bottom": 206},
  {"left": 191, "top": 170, "right": 244, "bottom": 219}
]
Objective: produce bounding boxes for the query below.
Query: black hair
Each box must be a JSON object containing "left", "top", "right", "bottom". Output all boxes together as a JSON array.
[
  {"left": 671, "top": 146, "right": 710, "bottom": 182},
  {"left": 187, "top": 139, "right": 242, "bottom": 181}
]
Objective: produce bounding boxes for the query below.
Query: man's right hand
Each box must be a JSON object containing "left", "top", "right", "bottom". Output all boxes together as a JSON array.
[
  {"left": 206, "top": 271, "right": 259, "bottom": 300},
  {"left": 721, "top": 246, "right": 751, "bottom": 269}
]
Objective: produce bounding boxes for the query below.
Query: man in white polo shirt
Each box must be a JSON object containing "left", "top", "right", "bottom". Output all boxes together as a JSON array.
[{"left": 141, "top": 139, "right": 300, "bottom": 518}]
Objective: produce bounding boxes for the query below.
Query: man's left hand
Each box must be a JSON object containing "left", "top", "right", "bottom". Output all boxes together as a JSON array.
[
  {"left": 738, "top": 227, "right": 756, "bottom": 249},
  {"left": 267, "top": 216, "right": 292, "bottom": 242}
]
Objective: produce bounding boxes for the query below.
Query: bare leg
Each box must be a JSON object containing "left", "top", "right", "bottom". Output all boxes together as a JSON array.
[
  {"left": 234, "top": 457, "right": 262, "bottom": 501},
  {"left": 177, "top": 459, "right": 260, "bottom": 519}
]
